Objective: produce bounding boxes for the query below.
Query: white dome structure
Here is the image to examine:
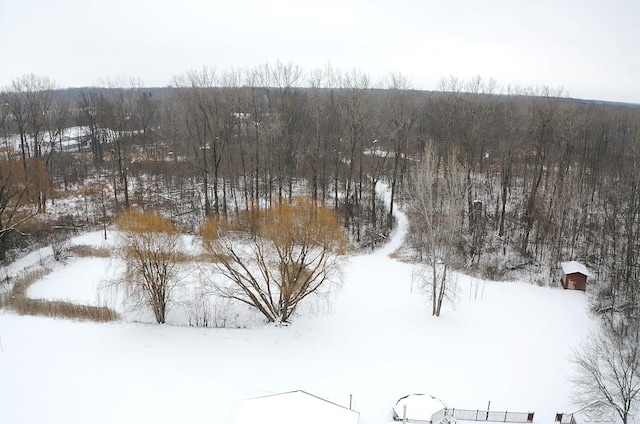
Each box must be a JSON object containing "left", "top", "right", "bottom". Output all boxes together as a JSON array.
[{"left": 393, "top": 393, "right": 448, "bottom": 422}]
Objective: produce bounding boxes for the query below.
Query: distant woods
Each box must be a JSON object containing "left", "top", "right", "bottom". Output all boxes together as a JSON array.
[{"left": 2, "top": 66, "right": 640, "bottom": 320}]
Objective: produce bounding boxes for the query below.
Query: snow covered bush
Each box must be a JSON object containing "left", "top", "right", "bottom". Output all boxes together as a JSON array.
[{"left": 50, "top": 235, "right": 71, "bottom": 263}]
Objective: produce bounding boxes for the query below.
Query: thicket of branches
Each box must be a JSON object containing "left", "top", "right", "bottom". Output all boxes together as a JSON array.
[{"left": 570, "top": 319, "right": 640, "bottom": 424}]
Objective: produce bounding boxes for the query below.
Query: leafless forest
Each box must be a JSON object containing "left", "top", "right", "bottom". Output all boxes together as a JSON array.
[{"left": 2, "top": 66, "right": 640, "bottom": 322}]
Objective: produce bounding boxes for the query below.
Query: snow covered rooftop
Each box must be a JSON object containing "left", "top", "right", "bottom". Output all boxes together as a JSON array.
[
  {"left": 393, "top": 394, "right": 446, "bottom": 422},
  {"left": 232, "top": 390, "right": 360, "bottom": 424},
  {"left": 560, "top": 261, "right": 590, "bottom": 277}
]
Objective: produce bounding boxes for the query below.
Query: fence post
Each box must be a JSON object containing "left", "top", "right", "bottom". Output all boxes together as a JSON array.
[
  {"left": 476, "top": 410, "right": 479, "bottom": 420},
  {"left": 504, "top": 411, "right": 507, "bottom": 422}
]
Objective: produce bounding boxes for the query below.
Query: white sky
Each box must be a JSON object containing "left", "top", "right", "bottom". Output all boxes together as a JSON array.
[{"left": 0, "top": 0, "right": 639, "bottom": 103}]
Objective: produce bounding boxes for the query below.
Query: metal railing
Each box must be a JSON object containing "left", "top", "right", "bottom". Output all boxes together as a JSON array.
[{"left": 433, "top": 408, "right": 534, "bottom": 423}]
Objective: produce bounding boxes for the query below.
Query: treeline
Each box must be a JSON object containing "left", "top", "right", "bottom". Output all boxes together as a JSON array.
[{"left": 1, "top": 66, "right": 640, "bottom": 319}]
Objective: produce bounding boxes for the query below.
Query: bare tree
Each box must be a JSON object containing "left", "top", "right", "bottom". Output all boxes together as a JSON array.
[
  {"left": 103, "top": 81, "right": 141, "bottom": 210},
  {"left": 381, "top": 72, "right": 416, "bottom": 228},
  {"left": 0, "top": 149, "right": 37, "bottom": 260},
  {"left": 407, "top": 143, "right": 467, "bottom": 316},
  {"left": 115, "top": 210, "right": 184, "bottom": 323},
  {"left": 570, "top": 321, "right": 640, "bottom": 424},
  {"left": 5, "top": 74, "right": 56, "bottom": 211},
  {"left": 45, "top": 96, "right": 71, "bottom": 189},
  {"left": 78, "top": 90, "right": 105, "bottom": 166},
  {"left": 201, "top": 196, "right": 347, "bottom": 323},
  {"left": 339, "top": 69, "right": 376, "bottom": 242},
  {"left": 520, "top": 87, "right": 564, "bottom": 255}
]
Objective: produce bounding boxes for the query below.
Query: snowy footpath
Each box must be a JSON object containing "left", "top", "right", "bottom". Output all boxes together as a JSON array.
[{"left": 0, "top": 185, "right": 594, "bottom": 424}]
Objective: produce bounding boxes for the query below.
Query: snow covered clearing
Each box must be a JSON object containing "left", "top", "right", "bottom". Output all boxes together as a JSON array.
[
  {"left": 0, "top": 188, "right": 595, "bottom": 424},
  {"left": 26, "top": 257, "right": 111, "bottom": 304}
]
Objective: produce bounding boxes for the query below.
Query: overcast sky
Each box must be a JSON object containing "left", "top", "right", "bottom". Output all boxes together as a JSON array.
[{"left": 0, "top": 0, "right": 639, "bottom": 103}]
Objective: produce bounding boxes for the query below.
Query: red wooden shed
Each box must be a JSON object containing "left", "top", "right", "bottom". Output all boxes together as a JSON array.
[{"left": 560, "top": 261, "right": 589, "bottom": 291}]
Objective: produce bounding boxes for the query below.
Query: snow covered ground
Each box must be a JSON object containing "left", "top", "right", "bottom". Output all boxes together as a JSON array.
[
  {"left": 0, "top": 192, "right": 595, "bottom": 424},
  {"left": 27, "top": 258, "right": 113, "bottom": 305}
]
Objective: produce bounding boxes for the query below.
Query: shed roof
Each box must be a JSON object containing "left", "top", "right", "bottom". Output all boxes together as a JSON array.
[
  {"left": 232, "top": 390, "right": 360, "bottom": 424},
  {"left": 561, "top": 261, "right": 590, "bottom": 277}
]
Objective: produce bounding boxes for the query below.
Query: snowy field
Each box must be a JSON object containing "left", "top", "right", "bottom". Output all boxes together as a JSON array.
[{"left": 0, "top": 203, "right": 594, "bottom": 424}]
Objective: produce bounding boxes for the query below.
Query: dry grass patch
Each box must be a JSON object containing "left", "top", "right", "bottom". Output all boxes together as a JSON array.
[
  {"left": 11, "top": 268, "right": 52, "bottom": 298},
  {"left": 191, "top": 252, "right": 233, "bottom": 263},
  {"left": 387, "top": 251, "right": 418, "bottom": 263},
  {"left": 2, "top": 265, "right": 119, "bottom": 322},
  {"left": 9, "top": 298, "right": 118, "bottom": 322},
  {"left": 173, "top": 252, "right": 195, "bottom": 263},
  {"left": 69, "top": 245, "right": 112, "bottom": 258}
]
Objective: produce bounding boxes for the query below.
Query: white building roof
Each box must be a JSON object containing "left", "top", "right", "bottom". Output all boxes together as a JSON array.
[
  {"left": 232, "top": 390, "right": 360, "bottom": 424},
  {"left": 561, "top": 261, "right": 590, "bottom": 277}
]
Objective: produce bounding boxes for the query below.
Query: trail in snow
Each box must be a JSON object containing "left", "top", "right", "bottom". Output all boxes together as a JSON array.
[
  {"left": 327, "top": 182, "right": 419, "bottom": 327},
  {"left": 375, "top": 182, "right": 410, "bottom": 256},
  {"left": 294, "top": 183, "right": 431, "bottom": 422}
]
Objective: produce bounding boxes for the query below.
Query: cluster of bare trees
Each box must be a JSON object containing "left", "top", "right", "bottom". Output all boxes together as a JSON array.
[
  {"left": 163, "top": 64, "right": 408, "bottom": 247},
  {"left": 113, "top": 198, "right": 347, "bottom": 325},
  {"left": 401, "top": 78, "right": 640, "bottom": 302},
  {"left": 2, "top": 68, "right": 640, "bottom": 302},
  {"left": 0, "top": 74, "right": 58, "bottom": 259},
  {"left": 0, "top": 65, "right": 401, "bottom": 252}
]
